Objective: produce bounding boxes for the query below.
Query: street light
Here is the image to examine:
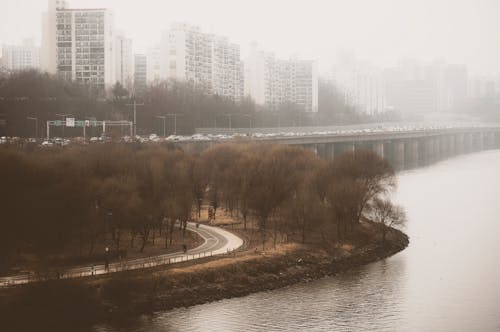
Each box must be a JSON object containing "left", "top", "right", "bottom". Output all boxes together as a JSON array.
[
  {"left": 26, "top": 117, "right": 38, "bottom": 138},
  {"left": 105, "top": 246, "right": 110, "bottom": 271},
  {"left": 164, "top": 114, "right": 182, "bottom": 135},
  {"left": 241, "top": 114, "right": 253, "bottom": 129},
  {"left": 215, "top": 114, "right": 234, "bottom": 129}
]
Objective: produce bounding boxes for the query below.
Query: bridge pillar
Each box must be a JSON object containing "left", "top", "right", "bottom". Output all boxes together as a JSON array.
[
  {"left": 372, "top": 141, "right": 384, "bottom": 159},
  {"left": 455, "top": 133, "right": 465, "bottom": 155},
  {"left": 334, "top": 142, "right": 355, "bottom": 157},
  {"left": 476, "top": 132, "right": 484, "bottom": 151},
  {"left": 404, "top": 140, "right": 419, "bottom": 169},
  {"left": 448, "top": 134, "right": 456, "bottom": 156},
  {"left": 495, "top": 132, "right": 500, "bottom": 149},
  {"left": 395, "top": 141, "right": 405, "bottom": 170},
  {"left": 423, "top": 137, "right": 435, "bottom": 164},
  {"left": 385, "top": 141, "right": 405, "bottom": 170},
  {"left": 434, "top": 136, "right": 442, "bottom": 161},
  {"left": 485, "top": 132, "right": 496, "bottom": 150},
  {"left": 303, "top": 144, "right": 317, "bottom": 155},
  {"left": 316, "top": 143, "right": 326, "bottom": 158},
  {"left": 325, "top": 143, "right": 335, "bottom": 160},
  {"left": 464, "top": 133, "right": 473, "bottom": 153}
]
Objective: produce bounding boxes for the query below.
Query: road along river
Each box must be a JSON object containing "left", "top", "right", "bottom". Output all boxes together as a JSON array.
[
  {"left": 97, "top": 150, "right": 500, "bottom": 332},
  {"left": 0, "top": 222, "right": 243, "bottom": 287}
]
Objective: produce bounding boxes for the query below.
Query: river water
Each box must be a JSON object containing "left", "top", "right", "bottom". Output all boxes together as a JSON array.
[{"left": 98, "top": 150, "right": 500, "bottom": 332}]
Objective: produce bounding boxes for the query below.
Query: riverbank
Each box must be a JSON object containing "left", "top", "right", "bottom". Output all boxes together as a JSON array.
[
  {"left": 144, "top": 224, "right": 409, "bottom": 312},
  {"left": 0, "top": 222, "right": 408, "bottom": 331}
]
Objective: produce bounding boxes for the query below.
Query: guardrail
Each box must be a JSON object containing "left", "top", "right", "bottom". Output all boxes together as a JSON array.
[{"left": 0, "top": 246, "right": 240, "bottom": 287}]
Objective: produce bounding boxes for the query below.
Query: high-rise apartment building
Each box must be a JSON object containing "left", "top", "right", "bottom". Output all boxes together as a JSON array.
[
  {"left": 330, "top": 51, "right": 386, "bottom": 114},
  {"left": 42, "top": 0, "right": 68, "bottom": 73},
  {"left": 115, "top": 33, "right": 133, "bottom": 91},
  {"left": 1, "top": 39, "right": 41, "bottom": 71},
  {"left": 160, "top": 23, "right": 244, "bottom": 101},
  {"left": 383, "top": 58, "right": 468, "bottom": 114},
  {"left": 211, "top": 36, "right": 244, "bottom": 101},
  {"left": 147, "top": 46, "right": 161, "bottom": 84},
  {"left": 42, "top": 0, "right": 115, "bottom": 91},
  {"left": 244, "top": 43, "right": 318, "bottom": 112},
  {"left": 134, "top": 54, "right": 147, "bottom": 96}
]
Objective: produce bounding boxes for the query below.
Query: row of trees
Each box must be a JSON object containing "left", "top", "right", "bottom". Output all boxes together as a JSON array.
[
  {"left": 0, "top": 142, "right": 405, "bottom": 272},
  {"left": 0, "top": 69, "right": 400, "bottom": 137},
  {"left": 201, "top": 143, "right": 405, "bottom": 248}
]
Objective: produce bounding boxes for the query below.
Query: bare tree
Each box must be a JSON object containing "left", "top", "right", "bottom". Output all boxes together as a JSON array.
[{"left": 368, "top": 197, "right": 407, "bottom": 241}]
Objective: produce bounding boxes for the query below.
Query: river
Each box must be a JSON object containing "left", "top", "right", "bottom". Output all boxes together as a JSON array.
[{"left": 97, "top": 150, "right": 500, "bottom": 332}]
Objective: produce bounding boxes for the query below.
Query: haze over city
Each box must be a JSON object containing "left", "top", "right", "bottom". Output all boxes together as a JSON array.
[
  {"left": 2, "top": 0, "right": 500, "bottom": 74},
  {"left": 1, "top": 1, "right": 500, "bottom": 331}
]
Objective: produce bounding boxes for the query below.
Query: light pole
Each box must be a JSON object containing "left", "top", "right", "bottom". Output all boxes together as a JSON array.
[
  {"left": 155, "top": 115, "right": 166, "bottom": 137},
  {"left": 242, "top": 114, "right": 253, "bottom": 129},
  {"left": 165, "top": 114, "right": 182, "bottom": 135},
  {"left": 105, "top": 246, "right": 110, "bottom": 271},
  {"left": 27, "top": 117, "right": 38, "bottom": 138},
  {"left": 216, "top": 114, "right": 234, "bottom": 129},
  {"left": 126, "top": 97, "right": 144, "bottom": 137}
]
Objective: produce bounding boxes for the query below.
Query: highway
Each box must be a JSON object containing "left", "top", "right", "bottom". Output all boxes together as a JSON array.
[{"left": 0, "top": 222, "right": 243, "bottom": 287}]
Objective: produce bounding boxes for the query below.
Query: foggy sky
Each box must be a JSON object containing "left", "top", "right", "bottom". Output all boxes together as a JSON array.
[{"left": 1, "top": 0, "right": 500, "bottom": 75}]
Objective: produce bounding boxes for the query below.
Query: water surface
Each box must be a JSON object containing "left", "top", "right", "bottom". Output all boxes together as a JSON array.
[{"left": 97, "top": 150, "right": 500, "bottom": 332}]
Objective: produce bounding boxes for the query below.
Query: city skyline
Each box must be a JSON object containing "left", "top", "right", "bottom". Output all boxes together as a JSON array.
[{"left": 1, "top": 0, "right": 500, "bottom": 75}]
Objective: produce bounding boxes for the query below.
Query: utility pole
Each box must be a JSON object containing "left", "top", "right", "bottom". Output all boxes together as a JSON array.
[{"left": 126, "top": 97, "right": 144, "bottom": 137}]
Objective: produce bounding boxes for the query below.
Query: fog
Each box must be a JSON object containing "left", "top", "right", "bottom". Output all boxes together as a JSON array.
[{"left": 2, "top": 0, "right": 500, "bottom": 74}]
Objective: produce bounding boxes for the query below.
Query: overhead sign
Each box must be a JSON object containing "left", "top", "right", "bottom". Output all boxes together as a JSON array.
[
  {"left": 85, "top": 120, "right": 90, "bottom": 127},
  {"left": 66, "top": 117, "right": 75, "bottom": 127}
]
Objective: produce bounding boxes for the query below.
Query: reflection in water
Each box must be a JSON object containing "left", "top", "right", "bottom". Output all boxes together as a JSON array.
[{"left": 97, "top": 150, "right": 500, "bottom": 332}]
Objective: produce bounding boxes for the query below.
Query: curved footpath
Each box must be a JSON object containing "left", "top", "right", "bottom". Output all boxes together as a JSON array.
[{"left": 0, "top": 222, "right": 244, "bottom": 287}]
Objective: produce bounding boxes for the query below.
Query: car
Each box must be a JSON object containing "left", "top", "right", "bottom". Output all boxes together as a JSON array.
[
  {"left": 149, "top": 133, "right": 160, "bottom": 142},
  {"left": 41, "top": 141, "right": 53, "bottom": 147}
]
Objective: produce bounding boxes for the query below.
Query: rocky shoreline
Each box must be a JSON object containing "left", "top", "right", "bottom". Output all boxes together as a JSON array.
[
  {"left": 0, "top": 227, "right": 409, "bottom": 330},
  {"left": 107, "top": 227, "right": 409, "bottom": 319}
]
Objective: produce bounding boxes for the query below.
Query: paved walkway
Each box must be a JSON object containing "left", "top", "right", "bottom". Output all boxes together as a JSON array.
[{"left": 0, "top": 222, "right": 243, "bottom": 287}]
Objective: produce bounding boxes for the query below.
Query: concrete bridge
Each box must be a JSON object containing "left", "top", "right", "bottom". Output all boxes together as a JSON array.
[{"left": 188, "top": 123, "right": 500, "bottom": 170}]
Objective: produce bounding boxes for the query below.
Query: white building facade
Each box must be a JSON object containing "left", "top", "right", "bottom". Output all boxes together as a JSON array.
[
  {"left": 244, "top": 44, "right": 318, "bottom": 112},
  {"left": 42, "top": 1, "right": 116, "bottom": 91},
  {"left": 147, "top": 46, "right": 161, "bottom": 84},
  {"left": 1, "top": 39, "right": 41, "bottom": 71},
  {"left": 134, "top": 53, "right": 147, "bottom": 96},
  {"left": 160, "top": 23, "right": 243, "bottom": 101},
  {"left": 115, "top": 33, "right": 133, "bottom": 91}
]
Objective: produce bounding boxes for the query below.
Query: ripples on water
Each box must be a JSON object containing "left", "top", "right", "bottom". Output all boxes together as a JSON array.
[{"left": 97, "top": 151, "right": 500, "bottom": 332}]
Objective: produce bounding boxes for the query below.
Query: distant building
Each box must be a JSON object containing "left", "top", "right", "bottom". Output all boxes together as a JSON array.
[
  {"left": 1, "top": 39, "right": 41, "bottom": 71},
  {"left": 146, "top": 46, "right": 161, "bottom": 84},
  {"left": 244, "top": 43, "right": 318, "bottom": 112},
  {"left": 42, "top": 0, "right": 116, "bottom": 92},
  {"left": 383, "top": 58, "right": 468, "bottom": 114},
  {"left": 468, "top": 76, "right": 496, "bottom": 99},
  {"left": 115, "top": 33, "right": 133, "bottom": 92},
  {"left": 160, "top": 23, "right": 244, "bottom": 101},
  {"left": 134, "top": 54, "right": 147, "bottom": 96},
  {"left": 42, "top": 0, "right": 68, "bottom": 74},
  {"left": 330, "top": 52, "right": 385, "bottom": 114}
]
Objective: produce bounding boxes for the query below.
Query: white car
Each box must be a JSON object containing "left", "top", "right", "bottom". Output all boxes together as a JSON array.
[{"left": 41, "top": 141, "right": 53, "bottom": 147}]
